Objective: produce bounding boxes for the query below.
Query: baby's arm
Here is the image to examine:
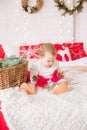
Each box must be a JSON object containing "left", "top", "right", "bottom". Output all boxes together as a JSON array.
[{"left": 30, "top": 65, "right": 39, "bottom": 84}]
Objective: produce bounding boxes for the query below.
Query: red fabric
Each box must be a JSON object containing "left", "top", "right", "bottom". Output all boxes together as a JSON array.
[
  {"left": 35, "top": 69, "right": 64, "bottom": 88},
  {"left": 27, "top": 69, "right": 65, "bottom": 88},
  {"left": 19, "top": 42, "right": 87, "bottom": 61},
  {"left": 0, "top": 44, "right": 6, "bottom": 58},
  {"left": 54, "top": 43, "right": 71, "bottom": 61},
  {"left": 51, "top": 69, "right": 64, "bottom": 82},
  {"left": 63, "top": 42, "right": 87, "bottom": 60},
  {"left": 27, "top": 71, "right": 48, "bottom": 87},
  {"left": 35, "top": 75, "right": 49, "bottom": 88},
  {"left": 26, "top": 71, "right": 30, "bottom": 82},
  {"left": 0, "top": 102, "right": 9, "bottom": 130},
  {"left": 54, "top": 43, "right": 64, "bottom": 61},
  {"left": 19, "top": 43, "right": 72, "bottom": 61},
  {"left": 19, "top": 44, "right": 42, "bottom": 59}
]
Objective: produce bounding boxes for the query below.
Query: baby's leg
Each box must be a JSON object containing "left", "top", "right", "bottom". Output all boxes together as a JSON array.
[
  {"left": 20, "top": 83, "right": 36, "bottom": 94},
  {"left": 53, "top": 82, "right": 68, "bottom": 95}
]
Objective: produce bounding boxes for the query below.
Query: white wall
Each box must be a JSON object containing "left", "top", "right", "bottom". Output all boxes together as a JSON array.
[
  {"left": 75, "top": 3, "right": 87, "bottom": 51},
  {"left": 0, "top": 0, "right": 87, "bottom": 56}
]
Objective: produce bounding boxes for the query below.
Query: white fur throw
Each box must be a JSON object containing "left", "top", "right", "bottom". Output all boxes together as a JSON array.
[{"left": 0, "top": 71, "right": 87, "bottom": 130}]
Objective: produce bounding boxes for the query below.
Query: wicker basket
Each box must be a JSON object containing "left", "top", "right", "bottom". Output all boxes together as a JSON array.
[{"left": 0, "top": 61, "right": 28, "bottom": 89}]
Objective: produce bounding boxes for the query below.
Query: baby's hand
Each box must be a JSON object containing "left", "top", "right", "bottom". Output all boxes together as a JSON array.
[
  {"left": 57, "top": 71, "right": 64, "bottom": 77},
  {"left": 31, "top": 75, "right": 38, "bottom": 84},
  {"left": 32, "top": 75, "right": 38, "bottom": 81}
]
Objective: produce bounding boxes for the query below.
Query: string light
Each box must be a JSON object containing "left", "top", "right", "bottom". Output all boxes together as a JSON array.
[{"left": 14, "top": 0, "right": 75, "bottom": 43}]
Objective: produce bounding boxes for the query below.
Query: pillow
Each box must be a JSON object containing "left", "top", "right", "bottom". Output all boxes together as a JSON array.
[
  {"left": 19, "top": 44, "right": 41, "bottom": 59},
  {"left": 54, "top": 43, "right": 71, "bottom": 61},
  {"left": 0, "top": 44, "right": 6, "bottom": 58},
  {"left": 19, "top": 43, "right": 72, "bottom": 62},
  {"left": 63, "top": 42, "right": 87, "bottom": 60}
]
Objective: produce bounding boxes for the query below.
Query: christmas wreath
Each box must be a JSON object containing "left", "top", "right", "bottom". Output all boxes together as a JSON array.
[
  {"left": 54, "top": 0, "right": 87, "bottom": 16},
  {"left": 21, "top": 0, "right": 43, "bottom": 13}
]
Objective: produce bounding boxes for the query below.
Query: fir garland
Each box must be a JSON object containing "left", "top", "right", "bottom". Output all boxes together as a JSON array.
[
  {"left": 54, "top": 0, "right": 87, "bottom": 16},
  {"left": 0, "top": 55, "right": 25, "bottom": 68},
  {"left": 21, "top": 0, "right": 43, "bottom": 14}
]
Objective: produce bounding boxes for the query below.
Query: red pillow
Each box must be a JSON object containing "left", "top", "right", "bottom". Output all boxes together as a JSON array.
[
  {"left": 54, "top": 43, "right": 71, "bottom": 61},
  {"left": 63, "top": 42, "right": 87, "bottom": 60},
  {"left": 0, "top": 44, "right": 6, "bottom": 58},
  {"left": 19, "top": 44, "right": 42, "bottom": 59},
  {"left": 19, "top": 43, "right": 72, "bottom": 62}
]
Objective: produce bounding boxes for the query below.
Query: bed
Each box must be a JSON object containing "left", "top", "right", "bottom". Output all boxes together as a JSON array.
[{"left": 0, "top": 56, "right": 87, "bottom": 130}]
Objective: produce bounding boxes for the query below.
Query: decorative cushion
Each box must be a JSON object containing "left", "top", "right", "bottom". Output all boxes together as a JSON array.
[
  {"left": 19, "top": 44, "right": 41, "bottom": 59},
  {"left": 19, "top": 42, "right": 87, "bottom": 62},
  {"left": 54, "top": 43, "right": 72, "bottom": 61},
  {"left": 19, "top": 43, "right": 72, "bottom": 62},
  {"left": 0, "top": 44, "right": 6, "bottom": 58},
  {"left": 63, "top": 42, "right": 87, "bottom": 60}
]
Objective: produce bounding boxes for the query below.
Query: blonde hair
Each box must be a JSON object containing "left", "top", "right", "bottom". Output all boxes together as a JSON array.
[{"left": 39, "top": 43, "right": 57, "bottom": 57}]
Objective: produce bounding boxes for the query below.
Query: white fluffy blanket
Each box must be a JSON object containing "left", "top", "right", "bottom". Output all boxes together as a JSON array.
[{"left": 0, "top": 71, "right": 87, "bottom": 130}]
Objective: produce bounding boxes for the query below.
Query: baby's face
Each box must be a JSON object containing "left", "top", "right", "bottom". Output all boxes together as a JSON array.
[{"left": 41, "top": 52, "right": 55, "bottom": 68}]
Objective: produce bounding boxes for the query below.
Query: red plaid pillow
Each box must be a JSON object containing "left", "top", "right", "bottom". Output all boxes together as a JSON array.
[
  {"left": 63, "top": 42, "right": 87, "bottom": 60},
  {"left": 0, "top": 44, "right": 6, "bottom": 58},
  {"left": 54, "top": 43, "right": 71, "bottom": 61},
  {"left": 19, "top": 44, "right": 42, "bottom": 59}
]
